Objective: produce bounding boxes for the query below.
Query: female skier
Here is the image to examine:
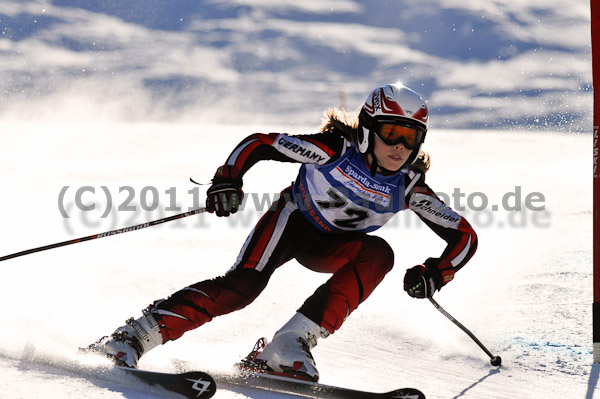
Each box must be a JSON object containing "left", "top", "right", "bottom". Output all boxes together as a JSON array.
[{"left": 89, "top": 83, "right": 478, "bottom": 381}]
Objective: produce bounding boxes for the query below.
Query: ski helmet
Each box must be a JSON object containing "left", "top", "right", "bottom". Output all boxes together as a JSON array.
[{"left": 354, "top": 83, "right": 429, "bottom": 169}]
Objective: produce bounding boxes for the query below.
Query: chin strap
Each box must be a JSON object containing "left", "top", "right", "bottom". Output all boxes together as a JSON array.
[{"left": 369, "top": 151, "right": 378, "bottom": 177}]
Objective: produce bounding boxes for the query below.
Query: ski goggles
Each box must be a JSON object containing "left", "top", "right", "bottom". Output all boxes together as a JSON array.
[{"left": 375, "top": 122, "right": 425, "bottom": 150}]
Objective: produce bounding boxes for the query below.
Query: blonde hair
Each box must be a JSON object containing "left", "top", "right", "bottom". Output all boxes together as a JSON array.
[
  {"left": 319, "top": 107, "right": 431, "bottom": 175},
  {"left": 320, "top": 107, "right": 358, "bottom": 136}
]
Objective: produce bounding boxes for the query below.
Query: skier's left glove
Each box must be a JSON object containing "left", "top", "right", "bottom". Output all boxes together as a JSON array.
[
  {"left": 403, "top": 263, "right": 443, "bottom": 299},
  {"left": 403, "top": 265, "right": 437, "bottom": 298},
  {"left": 206, "top": 165, "right": 244, "bottom": 217},
  {"left": 404, "top": 259, "right": 456, "bottom": 298}
]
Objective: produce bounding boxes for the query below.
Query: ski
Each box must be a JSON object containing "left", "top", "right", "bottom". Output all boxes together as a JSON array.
[
  {"left": 118, "top": 366, "right": 217, "bottom": 399},
  {"left": 214, "top": 370, "right": 426, "bottom": 399}
]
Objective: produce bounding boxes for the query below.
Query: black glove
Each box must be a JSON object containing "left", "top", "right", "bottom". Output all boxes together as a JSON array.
[
  {"left": 403, "top": 264, "right": 441, "bottom": 299},
  {"left": 206, "top": 165, "right": 244, "bottom": 217}
]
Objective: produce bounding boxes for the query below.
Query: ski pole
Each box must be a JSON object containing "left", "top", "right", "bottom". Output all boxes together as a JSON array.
[
  {"left": 429, "top": 297, "right": 502, "bottom": 366},
  {"left": 0, "top": 207, "right": 207, "bottom": 263}
]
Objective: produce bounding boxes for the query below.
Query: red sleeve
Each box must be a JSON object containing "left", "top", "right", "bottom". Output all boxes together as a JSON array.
[
  {"left": 224, "top": 131, "right": 347, "bottom": 176},
  {"left": 406, "top": 176, "right": 478, "bottom": 286}
]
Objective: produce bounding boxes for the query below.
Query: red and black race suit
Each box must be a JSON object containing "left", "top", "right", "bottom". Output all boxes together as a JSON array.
[{"left": 149, "top": 129, "right": 477, "bottom": 341}]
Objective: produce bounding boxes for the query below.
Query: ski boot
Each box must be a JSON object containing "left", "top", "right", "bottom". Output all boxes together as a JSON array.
[
  {"left": 85, "top": 308, "right": 163, "bottom": 368},
  {"left": 240, "top": 313, "right": 322, "bottom": 382}
]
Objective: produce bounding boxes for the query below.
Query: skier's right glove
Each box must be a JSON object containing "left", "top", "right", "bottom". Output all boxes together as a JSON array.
[{"left": 206, "top": 165, "right": 244, "bottom": 217}]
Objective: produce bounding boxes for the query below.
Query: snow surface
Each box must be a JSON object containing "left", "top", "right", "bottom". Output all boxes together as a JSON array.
[
  {"left": 0, "top": 121, "right": 595, "bottom": 398},
  {"left": 0, "top": 0, "right": 596, "bottom": 398}
]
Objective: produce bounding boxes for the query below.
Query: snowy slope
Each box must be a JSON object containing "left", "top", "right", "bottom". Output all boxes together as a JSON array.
[
  {"left": 0, "top": 120, "right": 595, "bottom": 398},
  {"left": 0, "top": 0, "right": 592, "bottom": 130}
]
